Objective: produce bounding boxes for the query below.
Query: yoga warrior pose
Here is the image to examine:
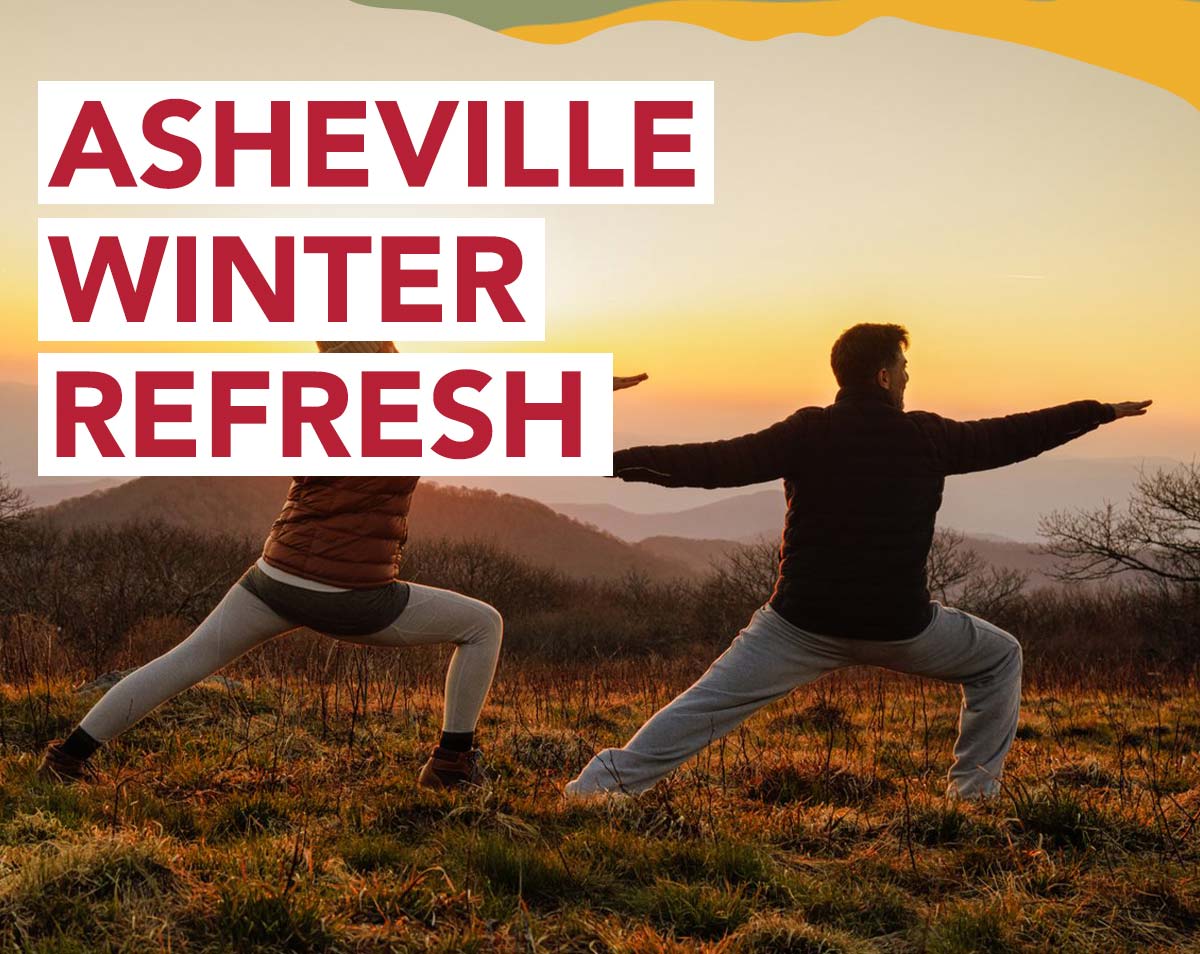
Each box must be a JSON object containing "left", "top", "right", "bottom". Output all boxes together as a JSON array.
[
  {"left": 567, "top": 323, "right": 1151, "bottom": 801},
  {"left": 39, "top": 340, "right": 647, "bottom": 789}
]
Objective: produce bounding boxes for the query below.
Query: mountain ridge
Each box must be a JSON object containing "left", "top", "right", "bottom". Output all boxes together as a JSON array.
[
  {"left": 33, "top": 474, "right": 1067, "bottom": 586},
  {"left": 35, "top": 476, "right": 701, "bottom": 583}
]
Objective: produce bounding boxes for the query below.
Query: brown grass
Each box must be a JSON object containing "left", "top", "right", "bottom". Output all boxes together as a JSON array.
[{"left": 1, "top": 642, "right": 1198, "bottom": 953}]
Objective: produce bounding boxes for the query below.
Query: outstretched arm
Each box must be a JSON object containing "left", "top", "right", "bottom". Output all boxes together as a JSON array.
[
  {"left": 614, "top": 372, "right": 649, "bottom": 391},
  {"left": 913, "top": 399, "right": 1151, "bottom": 476},
  {"left": 613, "top": 410, "right": 814, "bottom": 489}
]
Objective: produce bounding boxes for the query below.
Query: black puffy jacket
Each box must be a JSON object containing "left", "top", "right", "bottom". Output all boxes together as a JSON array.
[{"left": 613, "top": 387, "right": 1115, "bottom": 639}]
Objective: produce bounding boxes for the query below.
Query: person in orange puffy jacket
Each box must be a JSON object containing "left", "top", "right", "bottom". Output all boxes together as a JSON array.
[{"left": 38, "top": 340, "right": 647, "bottom": 789}]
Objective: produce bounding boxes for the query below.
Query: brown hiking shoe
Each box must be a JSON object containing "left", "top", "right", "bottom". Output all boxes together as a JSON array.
[
  {"left": 36, "top": 740, "right": 93, "bottom": 784},
  {"left": 417, "top": 746, "right": 485, "bottom": 790}
]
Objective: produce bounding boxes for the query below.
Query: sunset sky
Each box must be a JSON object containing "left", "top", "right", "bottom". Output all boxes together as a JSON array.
[{"left": 4, "top": 0, "right": 1198, "bottom": 460}]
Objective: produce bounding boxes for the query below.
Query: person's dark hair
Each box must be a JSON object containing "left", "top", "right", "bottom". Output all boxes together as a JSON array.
[{"left": 830, "top": 323, "right": 909, "bottom": 388}]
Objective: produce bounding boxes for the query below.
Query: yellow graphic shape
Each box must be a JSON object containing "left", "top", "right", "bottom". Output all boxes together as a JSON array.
[{"left": 503, "top": 1, "right": 1200, "bottom": 111}]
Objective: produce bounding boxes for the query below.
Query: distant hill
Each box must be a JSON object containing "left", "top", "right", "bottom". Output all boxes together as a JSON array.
[
  {"left": 560, "top": 493, "right": 786, "bottom": 544},
  {"left": 33, "top": 473, "right": 1070, "bottom": 587},
  {"left": 554, "top": 494, "right": 1066, "bottom": 585},
  {"left": 19, "top": 479, "right": 128, "bottom": 509},
  {"left": 631, "top": 535, "right": 752, "bottom": 576},
  {"left": 947, "top": 536, "right": 1063, "bottom": 587},
  {"left": 41, "top": 476, "right": 291, "bottom": 536},
  {"left": 36, "top": 477, "right": 700, "bottom": 583},
  {"left": 939, "top": 458, "right": 1181, "bottom": 542}
]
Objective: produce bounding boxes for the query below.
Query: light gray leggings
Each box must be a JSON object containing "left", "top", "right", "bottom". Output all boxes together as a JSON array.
[
  {"left": 80, "top": 582, "right": 503, "bottom": 742},
  {"left": 569, "top": 602, "right": 1022, "bottom": 800}
]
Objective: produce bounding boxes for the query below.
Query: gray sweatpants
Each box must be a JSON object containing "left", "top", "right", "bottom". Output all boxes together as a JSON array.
[
  {"left": 568, "top": 602, "right": 1022, "bottom": 800},
  {"left": 80, "top": 581, "right": 503, "bottom": 742}
]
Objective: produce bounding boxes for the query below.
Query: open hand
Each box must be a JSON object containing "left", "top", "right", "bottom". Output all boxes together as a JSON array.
[
  {"left": 1110, "top": 400, "right": 1153, "bottom": 419},
  {"left": 614, "top": 373, "right": 649, "bottom": 392}
]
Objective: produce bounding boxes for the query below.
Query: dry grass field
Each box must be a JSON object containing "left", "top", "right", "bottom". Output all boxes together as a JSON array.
[{"left": 2, "top": 638, "right": 1198, "bottom": 953}]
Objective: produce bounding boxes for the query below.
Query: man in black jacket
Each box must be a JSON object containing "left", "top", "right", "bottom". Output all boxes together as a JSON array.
[{"left": 566, "top": 324, "right": 1151, "bottom": 800}]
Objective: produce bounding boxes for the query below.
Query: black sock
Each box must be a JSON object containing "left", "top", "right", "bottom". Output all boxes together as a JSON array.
[
  {"left": 439, "top": 731, "right": 474, "bottom": 753},
  {"left": 59, "top": 727, "right": 101, "bottom": 762}
]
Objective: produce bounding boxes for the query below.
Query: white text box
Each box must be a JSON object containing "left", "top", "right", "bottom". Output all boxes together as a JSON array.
[
  {"left": 39, "top": 352, "right": 613, "bottom": 476},
  {"left": 39, "top": 81, "right": 714, "bottom": 205},
  {"left": 39, "top": 218, "right": 545, "bottom": 342}
]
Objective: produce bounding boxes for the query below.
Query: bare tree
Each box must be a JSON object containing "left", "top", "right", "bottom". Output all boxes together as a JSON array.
[
  {"left": 0, "top": 470, "right": 30, "bottom": 544},
  {"left": 927, "top": 528, "right": 1027, "bottom": 616},
  {"left": 699, "top": 530, "right": 1026, "bottom": 626},
  {"left": 711, "top": 539, "right": 779, "bottom": 600},
  {"left": 957, "top": 564, "right": 1029, "bottom": 618},
  {"left": 1039, "top": 463, "right": 1200, "bottom": 585},
  {"left": 1, "top": 518, "right": 257, "bottom": 667},
  {"left": 403, "top": 537, "right": 564, "bottom": 615},
  {"left": 926, "top": 529, "right": 983, "bottom": 601}
]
